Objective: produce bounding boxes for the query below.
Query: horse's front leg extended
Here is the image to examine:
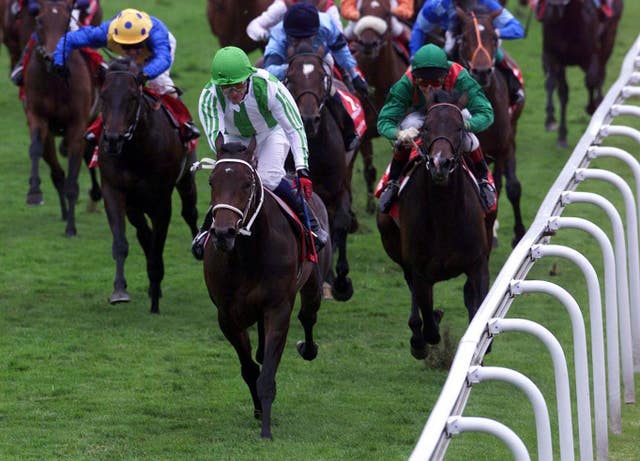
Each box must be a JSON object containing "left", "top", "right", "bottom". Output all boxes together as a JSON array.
[
  {"left": 330, "top": 192, "right": 353, "bottom": 301},
  {"left": 463, "top": 260, "right": 490, "bottom": 322},
  {"left": 504, "top": 152, "right": 525, "bottom": 247},
  {"left": 556, "top": 67, "right": 569, "bottom": 148},
  {"left": 543, "top": 54, "right": 558, "bottom": 132},
  {"left": 62, "top": 132, "right": 85, "bottom": 237},
  {"left": 256, "top": 306, "right": 292, "bottom": 439},
  {"left": 219, "top": 315, "right": 262, "bottom": 422},
  {"left": 360, "top": 138, "right": 377, "bottom": 214},
  {"left": 406, "top": 272, "right": 439, "bottom": 360},
  {"left": 26, "top": 126, "right": 50, "bottom": 206},
  {"left": 297, "top": 269, "right": 322, "bottom": 360},
  {"left": 103, "top": 184, "right": 130, "bottom": 304}
]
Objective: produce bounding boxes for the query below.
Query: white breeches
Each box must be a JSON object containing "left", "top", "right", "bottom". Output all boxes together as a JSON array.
[{"left": 148, "top": 32, "right": 177, "bottom": 96}]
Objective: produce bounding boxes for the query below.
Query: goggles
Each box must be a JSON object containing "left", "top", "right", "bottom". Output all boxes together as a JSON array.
[
  {"left": 220, "top": 81, "right": 248, "bottom": 95},
  {"left": 415, "top": 77, "right": 444, "bottom": 89},
  {"left": 121, "top": 43, "right": 144, "bottom": 51}
]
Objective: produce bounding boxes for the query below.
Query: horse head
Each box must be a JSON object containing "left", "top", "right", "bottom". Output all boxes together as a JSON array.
[
  {"left": 99, "top": 58, "right": 144, "bottom": 155},
  {"left": 543, "top": 0, "right": 573, "bottom": 23},
  {"left": 208, "top": 133, "right": 260, "bottom": 252},
  {"left": 419, "top": 90, "right": 466, "bottom": 185},
  {"left": 34, "top": 0, "right": 73, "bottom": 62},
  {"left": 285, "top": 40, "right": 331, "bottom": 138},
  {"left": 455, "top": 7, "right": 500, "bottom": 88},
  {"left": 352, "top": 0, "right": 392, "bottom": 59}
]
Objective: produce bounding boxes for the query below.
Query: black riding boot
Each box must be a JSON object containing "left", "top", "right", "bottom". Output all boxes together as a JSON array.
[
  {"left": 378, "top": 154, "right": 409, "bottom": 213},
  {"left": 182, "top": 120, "right": 201, "bottom": 142},
  {"left": 497, "top": 64, "right": 525, "bottom": 107},
  {"left": 469, "top": 149, "right": 497, "bottom": 211},
  {"left": 191, "top": 206, "right": 213, "bottom": 260},
  {"left": 327, "top": 93, "right": 360, "bottom": 151},
  {"left": 274, "top": 179, "right": 329, "bottom": 251}
]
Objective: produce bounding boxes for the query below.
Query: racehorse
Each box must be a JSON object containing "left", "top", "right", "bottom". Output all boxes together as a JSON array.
[
  {"left": 541, "top": 0, "right": 623, "bottom": 147},
  {"left": 22, "top": 0, "right": 100, "bottom": 236},
  {"left": 196, "top": 134, "right": 331, "bottom": 439},
  {"left": 206, "top": 0, "right": 270, "bottom": 53},
  {"left": 285, "top": 41, "right": 356, "bottom": 301},
  {"left": 349, "top": 0, "right": 408, "bottom": 214},
  {"left": 98, "top": 57, "right": 199, "bottom": 314},
  {"left": 377, "top": 91, "right": 495, "bottom": 360},
  {"left": 455, "top": 7, "right": 526, "bottom": 247}
]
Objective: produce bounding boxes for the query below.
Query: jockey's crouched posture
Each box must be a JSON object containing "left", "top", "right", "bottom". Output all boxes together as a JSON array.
[
  {"left": 377, "top": 43, "right": 496, "bottom": 213},
  {"left": 263, "top": 2, "right": 369, "bottom": 152},
  {"left": 192, "top": 46, "right": 329, "bottom": 260},
  {"left": 50, "top": 8, "right": 200, "bottom": 148}
]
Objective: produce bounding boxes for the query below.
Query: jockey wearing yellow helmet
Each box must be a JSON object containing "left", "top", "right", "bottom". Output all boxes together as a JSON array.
[{"left": 52, "top": 8, "right": 199, "bottom": 143}]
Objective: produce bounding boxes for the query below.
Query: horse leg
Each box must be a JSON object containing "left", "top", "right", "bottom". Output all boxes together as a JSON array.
[
  {"left": 330, "top": 192, "right": 353, "bottom": 301},
  {"left": 297, "top": 269, "right": 322, "bottom": 361},
  {"left": 257, "top": 306, "right": 292, "bottom": 439},
  {"left": 62, "top": 132, "right": 85, "bottom": 237},
  {"left": 543, "top": 54, "right": 558, "bottom": 132},
  {"left": 82, "top": 140, "right": 102, "bottom": 211},
  {"left": 175, "top": 150, "right": 199, "bottom": 238},
  {"left": 585, "top": 56, "right": 604, "bottom": 115},
  {"left": 360, "top": 139, "right": 377, "bottom": 215},
  {"left": 102, "top": 184, "right": 130, "bottom": 304},
  {"left": 556, "top": 67, "right": 569, "bottom": 148},
  {"left": 25, "top": 125, "right": 47, "bottom": 206},
  {"left": 256, "top": 318, "right": 265, "bottom": 364},
  {"left": 504, "top": 152, "right": 525, "bottom": 247},
  {"left": 407, "top": 274, "right": 439, "bottom": 360},
  {"left": 42, "top": 134, "right": 69, "bottom": 222},
  {"left": 133, "top": 203, "right": 170, "bottom": 314},
  {"left": 219, "top": 317, "right": 262, "bottom": 421}
]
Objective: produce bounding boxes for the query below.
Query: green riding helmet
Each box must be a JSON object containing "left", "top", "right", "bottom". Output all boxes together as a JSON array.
[
  {"left": 210, "top": 46, "right": 255, "bottom": 85},
  {"left": 411, "top": 44, "right": 449, "bottom": 80}
]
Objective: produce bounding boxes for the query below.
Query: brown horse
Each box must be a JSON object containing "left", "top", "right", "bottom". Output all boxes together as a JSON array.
[
  {"left": 197, "top": 134, "right": 331, "bottom": 439},
  {"left": 98, "top": 57, "right": 199, "bottom": 313},
  {"left": 456, "top": 7, "right": 526, "bottom": 247},
  {"left": 285, "top": 41, "right": 356, "bottom": 301},
  {"left": 349, "top": 0, "right": 409, "bottom": 214},
  {"left": 541, "top": 0, "right": 623, "bottom": 147},
  {"left": 377, "top": 91, "right": 495, "bottom": 359},
  {"left": 206, "top": 0, "right": 270, "bottom": 53},
  {"left": 23, "top": 0, "right": 101, "bottom": 236}
]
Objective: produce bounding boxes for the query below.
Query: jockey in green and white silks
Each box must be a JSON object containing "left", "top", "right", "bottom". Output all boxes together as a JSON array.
[{"left": 192, "top": 46, "right": 328, "bottom": 260}]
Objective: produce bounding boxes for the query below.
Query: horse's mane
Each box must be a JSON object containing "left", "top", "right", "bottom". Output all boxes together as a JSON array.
[
  {"left": 431, "top": 89, "right": 461, "bottom": 104},
  {"left": 107, "top": 57, "right": 137, "bottom": 72}
]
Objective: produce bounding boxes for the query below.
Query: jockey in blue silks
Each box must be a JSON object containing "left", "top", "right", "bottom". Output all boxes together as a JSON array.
[
  {"left": 410, "top": 0, "right": 525, "bottom": 108},
  {"left": 263, "top": 2, "right": 369, "bottom": 152}
]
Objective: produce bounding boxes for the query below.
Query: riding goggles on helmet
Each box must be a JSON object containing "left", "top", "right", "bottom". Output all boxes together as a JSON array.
[{"left": 220, "top": 80, "right": 248, "bottom": 96}]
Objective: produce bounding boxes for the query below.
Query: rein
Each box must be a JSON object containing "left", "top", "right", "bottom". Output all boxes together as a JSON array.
[
  {"left": 285, "top": 53, "right": 332, "bottom": 111},
  {"left": 191, "top": 157, "right": 265, "bottom": 236},
  {"left": 421, "top": 103, "right": 464, "bottom": 172},
  {"left": 461, "top": 12, "right": 494, "bottom": 71}
]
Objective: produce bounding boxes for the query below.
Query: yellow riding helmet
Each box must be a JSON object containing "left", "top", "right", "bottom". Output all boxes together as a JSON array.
[{"left": 108, "top": 9, "right": 153, "bottom": 45}]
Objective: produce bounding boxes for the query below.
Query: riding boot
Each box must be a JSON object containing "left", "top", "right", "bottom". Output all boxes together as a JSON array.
[
  {"left": 378, "top": 151, "right": 409, "bottom": 213},
  {"left": 497, "top": 63, "right": 525, "bottom": 108},
  {"left": 327, "top": 93, "right": 360, "bottom": 151},
  {"left": 182, "top": 120, "right": 201, "bottom": 142},
  {"left": 191, "top": 206, "right": 213, "bottom": 260},
  {"left": 468, "top": 147, "right": 497, "bottom": 211},
  {"left": 274, "top": 178, "right": 329, "bottom": 251}
]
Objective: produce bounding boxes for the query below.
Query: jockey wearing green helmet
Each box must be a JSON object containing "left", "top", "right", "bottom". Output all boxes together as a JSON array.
[
  {"left": 376, "top": 43, "right": 497, "bottom": 214},
  {"left": 192, "top": 46, "right": 328, "bottom": 260}
]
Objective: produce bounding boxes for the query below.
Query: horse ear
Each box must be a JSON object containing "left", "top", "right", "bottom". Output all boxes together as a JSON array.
[{"left": 215, "top": 132, "right": 225, "bottom": 154}]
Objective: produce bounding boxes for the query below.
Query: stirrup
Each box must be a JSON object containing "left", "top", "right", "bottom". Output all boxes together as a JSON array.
[
  {"left": 311, "top": 227, "right": 329, "bottom": 251},
  {"left": 479, "top": 179, "right": 496, "bottom": 211},
  {"left": 378, "top": 181, "right": 399, "bottom": 214},
  {"left": 191, "top": 230, "right": 208, "bottom": 261},
  {"left": 10, "top": 65, "right": 24, "bottom": 86}
]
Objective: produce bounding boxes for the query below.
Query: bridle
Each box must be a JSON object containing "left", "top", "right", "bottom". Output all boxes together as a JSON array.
[
  {"left": 101, "top": 70, "right": 143, "bottom": 142},
  {"left": 458, "top": 12, "right": 494, "bottom": 73},
  {"left": 34, "top": 1, "right": 72, "bottom": 61},
  {"left": 421, "top": 103, "right": 465, "bottom": 174},
  {"left": 192, "top": 157, "right": 265, "bottom": 236},
  {"left": 285, "top": 52, "right": 332, "bottom": 113}
]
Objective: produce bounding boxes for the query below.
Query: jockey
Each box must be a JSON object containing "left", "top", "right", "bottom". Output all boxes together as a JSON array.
[
  {"left": 410, "top": 0, "right": 525, "bottom": 108},
  {"left": 50, "top": 8, "right": 200, "bottom": 147},
  {"left": 340, "top": 0, "right": 413, "bottom": 46},
  {"left": 377, "top": 43, "right": 496, "bottom": 213},
  {"left": 192, "top": 46, "right": 329, "bottom": 260},
  {"left": 9, "top": 0, "right": 97, "bottom": 86},
  {"left": 246, "top": 0, "right": 343, "bottom": 43},
  {"left": 263, "top": 2, "right": 369, "bottom": 152}
]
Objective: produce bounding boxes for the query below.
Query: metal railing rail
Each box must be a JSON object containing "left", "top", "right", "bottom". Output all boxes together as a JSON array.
[{"left": 409, "top": 33, "right": 640, "bottom": 461}]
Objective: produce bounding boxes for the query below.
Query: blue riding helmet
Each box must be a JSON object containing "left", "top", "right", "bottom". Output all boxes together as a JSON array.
[{"left": 283, "top": 3, "right": 320, "bottom": 38}]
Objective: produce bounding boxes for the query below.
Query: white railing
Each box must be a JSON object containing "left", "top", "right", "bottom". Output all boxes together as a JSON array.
[{"left": 409, "top": 34, "right": 640, "bottom": 461}]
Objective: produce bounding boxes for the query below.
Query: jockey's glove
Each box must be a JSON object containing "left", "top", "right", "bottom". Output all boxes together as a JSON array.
[
  {"left": 397, "top": 127, "right": 419, "bottom": 143},
  {"left": 136, "top": 71, "right": 148, "bottom": 86},
  {"left": 296, "top": 168, "right": 314, "bottom": 200},
  {"left": 52, "top": 63, "right": 70, "bottom": 79},
  {"left": 352, "top": 75, "right": 369, "bottom": 95}
]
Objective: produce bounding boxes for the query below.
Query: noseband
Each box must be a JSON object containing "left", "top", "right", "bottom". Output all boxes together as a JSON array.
[
  {"left": 459, "top": 12, "right": 494, "bottom": 73},
  {"left": 197, "top": 158, "right": 265, "bottom": 236}
]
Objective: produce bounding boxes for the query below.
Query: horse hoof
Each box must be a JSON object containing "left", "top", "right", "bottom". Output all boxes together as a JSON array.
[
  {"left": 109, "top": 290, "right": 130, "bottom": 304},
  {"left": 260, "top": 432, "right": 273, "bottom": 440},
  {"left": 331, "top": 277, "right": 353, "bottom": 302},
  {"left": 65, "top": 227, "right": 77, "bottom": 238},
  {"left": 545, "top": 121, "right": 558, "bottom": 132},
  {"left": 296, "top": 340, "right": 318, "bottom": 361},
  {"left": 254, "top": 409, "right": 262, "bottom": 420},
  {"left": 26, "top": 193, "right": 44, "bottom": 206},
  {"left": 557, "top": 139, "right": 569, "bottom": 149},
  {"left": 411, "top": 345, "right": 428, "bottom": 360},
  {"left": 322, "top": 282, "right": 334, "bottom": 300}
]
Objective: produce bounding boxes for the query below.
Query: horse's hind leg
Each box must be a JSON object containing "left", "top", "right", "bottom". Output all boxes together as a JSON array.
[
  {"left": 360, "top": 139, "right": 377, "bottom": 215},
  {"left": 176, "top": 151, "right": 199, "bottom": 238},
  {"left": 62, "top": 141, "right": 84, "bottom": 237},
  {"left": 330, "top": 192, "right": 353, "bottom": 301},
  {"left": 297, "top": 272, "right": 322, "bottom": 361},
  {"left": 585, "top": 56, "right": 604, "bottom": 115},
  {"left": 406, "top": 274, "right": 440, "bottom": 360},
  {"left": 556, "top": 67, "right": 569, "bottom": 148},
  {"left": 543, "top": 54, "right": 558, "bottom": 132},
  {"left": 504, "top": 152, "right": 525, "bottom": 247}
]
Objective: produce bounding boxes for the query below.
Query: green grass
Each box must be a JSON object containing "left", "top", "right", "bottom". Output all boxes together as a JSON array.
[{"left": 1, "top": 1, "right": 640, "bottom": 459}]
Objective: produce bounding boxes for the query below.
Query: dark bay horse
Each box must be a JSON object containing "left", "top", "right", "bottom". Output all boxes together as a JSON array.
[
  {"left": 285, "top": 42, "right": 355, "bottom": 301},
  {"left": 456, "top": 7, "right": 526, "bottom": 247},
  {"left": 23, "top": 0, "right": 100, "bottom": 236},
  {"left": 377, "top": 92, "right": 495, "bottom": 360},
  {"left": 99, "top": 58, "right": 199, "bottom": 313},
  {"left": 196, "top": 134, "right": 331, "bottom": 439},
  {"left": 350, "top": 0, "right": 408, "bottom": 214},
  {"left": 541, "top": 0, "right": 623, "bottom": 147},
  {"left": 206, "top": 0, "right": 270, "bottom": 53}
]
